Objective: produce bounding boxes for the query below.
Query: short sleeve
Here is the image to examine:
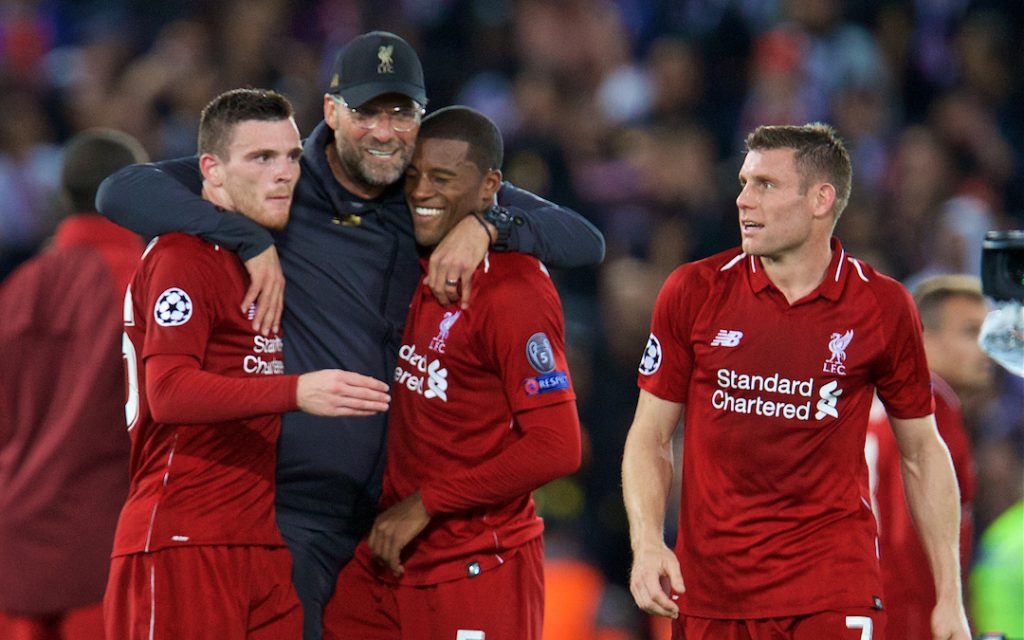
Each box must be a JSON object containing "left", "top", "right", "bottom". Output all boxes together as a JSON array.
[
  {"left": 873, "top": 284, "right": 934, "bottom": 419},
  {"left": 637, "top": 264, "right": 704, "bottom": 402},
  {"left": 137, "top": 242, "right": 220, "bottom": 363}
]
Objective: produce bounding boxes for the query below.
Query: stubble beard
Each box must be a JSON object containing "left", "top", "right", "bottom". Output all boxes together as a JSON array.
[
  {"left": 228, "top": 186, "right": 290, "bottom": 230},
  {"left": 336, "top": 135, "right": 412, "bottom": 190}
]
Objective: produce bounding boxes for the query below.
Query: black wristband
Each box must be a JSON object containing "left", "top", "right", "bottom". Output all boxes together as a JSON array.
[
  {"left": 482, "top": 204, "right": 513, "bottom": 251},
  {"left": 472, "top": 212, "right": 495, "bottom": 244}
]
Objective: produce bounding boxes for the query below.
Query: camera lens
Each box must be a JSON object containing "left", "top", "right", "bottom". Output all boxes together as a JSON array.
[
  {"left": 982, "top": 230, "right": 1024, "bottom": 301},
  {"left": 1011, "top": 252, "right": 1024, "bottom": 288}
]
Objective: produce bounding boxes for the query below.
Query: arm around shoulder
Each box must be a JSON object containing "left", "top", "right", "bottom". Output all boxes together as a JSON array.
[
  {"left": 96, "top": 158, "right": 274, "bottom": 260},
  {"left": 496, "top": 182, "right": 605, "bottom": 268}
]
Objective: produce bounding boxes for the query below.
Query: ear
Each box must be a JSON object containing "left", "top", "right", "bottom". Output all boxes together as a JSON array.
[
  {"left": 324, "top": 94, "right": 339, "bottom": 132},
  {"left": 812, "top": 182, "right": 837, "bottom": 220},
  {"left": 479, "top": 169, "right": 502, "bottom": 205},
  {"left": 199, "top": 153, "right": 223, "bottom": 187}
]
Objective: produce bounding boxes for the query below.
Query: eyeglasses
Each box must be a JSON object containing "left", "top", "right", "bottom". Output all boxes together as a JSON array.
[{"left": 332, "top": 95, "right": 424, "bottom": 132}]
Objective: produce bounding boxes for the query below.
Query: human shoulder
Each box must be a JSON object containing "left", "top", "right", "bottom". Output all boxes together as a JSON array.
[
  {"left": 142, "top": 233, "right": 220, "bottom": 261},
  {"left": 479, "top": 252, "right": 551, "bottom": 287},
  {"left": 840, "top": 254, "right": 927, "bottom": 371},
  {"left": 138, "top": 233, "right": 233, "bottom": 284},
  {"left": 485, "top": 250, "right": 546, "bottom": 270},
  {"left": 144, "top": 232, "right": 210, "bottom": 252},
  {"left": 841, "top": 254, "right": 916, "bottom": 314},
  {"left": 660, "top": 247, "right": 746, "bottom": 298},
  {"left": 470, "top": 252, "right": 559, "bottom": 312},
  {"left": 0, "top": 245, "right": 100, "bottom": 319}
]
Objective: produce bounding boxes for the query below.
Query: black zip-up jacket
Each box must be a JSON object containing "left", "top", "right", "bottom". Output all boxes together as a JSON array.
[{"left": 96, "top": 120, "right": 605, "bottom": 533}]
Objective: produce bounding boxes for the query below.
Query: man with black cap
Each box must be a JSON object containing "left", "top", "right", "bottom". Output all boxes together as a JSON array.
[
  {"left": 96, "top": 31, "right": 605, "bottom": 640},
  {"left": 0, "top": 128, "right": 147, "bottom": 640}
]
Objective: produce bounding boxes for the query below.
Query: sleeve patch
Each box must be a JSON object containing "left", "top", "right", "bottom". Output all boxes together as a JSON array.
[
  {"left": 639, "top": 333, "right": 662, "bottom": 375},
  {"left": 525, "top": 332, "right": 556, "bottom": 373},
  {"left": 154, "top": 287, "right": 194, "bottom": 326},
  {"left": 522, "top": 371, "right": 570, "bottom": 396}
]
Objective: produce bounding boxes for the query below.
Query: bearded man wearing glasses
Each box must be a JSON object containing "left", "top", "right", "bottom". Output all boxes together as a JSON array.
[{"left": 96, "top": 31, "right": 605, "bottom": 640}]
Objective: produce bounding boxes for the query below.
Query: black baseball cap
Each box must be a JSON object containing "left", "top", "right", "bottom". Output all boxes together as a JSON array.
[{"left": 327, "top": 31, "right": 427, "bottom": 108}]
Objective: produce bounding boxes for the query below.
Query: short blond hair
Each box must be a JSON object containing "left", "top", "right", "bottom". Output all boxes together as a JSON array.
[{"left": 912, "top": 274, "right": 985, "bottom": 330}]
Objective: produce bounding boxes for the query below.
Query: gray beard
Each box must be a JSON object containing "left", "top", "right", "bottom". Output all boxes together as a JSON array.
[{"left": 336, "top": 137, "right": 409, "bottom": 189}]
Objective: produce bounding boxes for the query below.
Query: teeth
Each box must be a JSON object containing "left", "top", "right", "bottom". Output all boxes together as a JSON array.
[
  {"left": 415, "top": 207, "right": 443, "bottom": 217},
  {"left": 368, "top": 149, "right": 393, "bottom": 157}
]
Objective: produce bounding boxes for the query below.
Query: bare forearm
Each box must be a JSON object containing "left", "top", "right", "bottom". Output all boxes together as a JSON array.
[
  {"left": 622, "top": 425, "right": 675, "bottom": 552},
  {"left": 622, "top": 392, "right": 686, "bottom": 616},
  {"left": 901, "top": 437, "right": 964, "bottom": 602}
]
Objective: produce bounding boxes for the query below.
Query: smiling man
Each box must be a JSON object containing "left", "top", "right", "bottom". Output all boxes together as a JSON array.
[
  {"left": 323, "top": 106, "right": 582, "bottom": 640},
  {"left": 622, "top": 123, "right": 971, "bottom": 640},
  {"left": 96, "top": 32, "right": 604, "bottom": 640},
  {"left": 104, "top": 89, "right": 391, "bottom": 640}
]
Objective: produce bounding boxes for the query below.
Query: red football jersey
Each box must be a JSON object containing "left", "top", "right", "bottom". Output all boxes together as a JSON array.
[
  {"left": 866, "top": 374, "right": 976, "bottom": 639},
  {"left": 638, "top": 239, "right": 933, "bottom": 618},
  {"left": 375, "top": 252, "right": 577, "bottom": 585},
  {"left": 113, "top": 234, "right": 296, "bottom": 556}
]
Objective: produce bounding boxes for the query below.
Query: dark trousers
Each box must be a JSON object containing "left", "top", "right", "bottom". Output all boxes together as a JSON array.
[{"left": 278, "top": 519, "right": 361, "bottom": 640}]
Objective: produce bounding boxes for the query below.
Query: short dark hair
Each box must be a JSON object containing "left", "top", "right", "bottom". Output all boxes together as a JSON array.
[
  {"left": 913, "top": 274, "right": 986, "bottom": 331},
  {"left": 61, "top": 128, "right": 148, "bottom": 213},
  {"left": 197, "top": 88, "right": 295, "bottom": 159},
  {"left": 418, "top": 106, "right": 503, "bottom": 173},
  {"left": 745, "top": 123, "right": 852, "bottom": 219}
]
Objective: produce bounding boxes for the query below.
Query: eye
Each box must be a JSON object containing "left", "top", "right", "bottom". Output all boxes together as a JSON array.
[
  {"left": 354, "top": 106, "right": 382, "bottom": 119},
  {"left": 430, "top": 175, "right": 451, "bottom": 187}
]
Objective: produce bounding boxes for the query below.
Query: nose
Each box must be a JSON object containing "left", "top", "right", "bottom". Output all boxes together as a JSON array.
[
  {"left": 369, "top": 119, "right": 397, "bottom": 143},
  {"left": 275, "top": 156, "right": 298, "bottom": 183},
  {"left": 736, "top": 182, "right": 754, "bottom": 210},
  {"left": 408, "top": 172, "right": 433, "bottom": 202}
]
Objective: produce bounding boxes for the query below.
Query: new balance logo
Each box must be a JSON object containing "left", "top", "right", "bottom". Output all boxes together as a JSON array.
[{"left": 710, "top": 329, "right": 744, "bottom": 347}]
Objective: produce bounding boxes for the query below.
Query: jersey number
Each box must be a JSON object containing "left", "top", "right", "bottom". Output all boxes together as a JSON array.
[
  {"left": 846, "top": 616, "right": 873, "bottom": 640},
  {"left": 122, "top": 284, "right": 139, "bottom": 431}
]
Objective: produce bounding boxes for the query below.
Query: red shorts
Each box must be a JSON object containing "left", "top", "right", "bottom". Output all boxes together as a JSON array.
[
  {"left": 0, "top": 602, "right": 104, "bottom": 640},
  {"left": 675, "top": 608, "right": 886, "bottom": 640},
  {"left": 324, "top": 536, "right": 545, "bottom": 640},
  {"left": 103, "top": 546, "right": 300, "bottom": 640}
]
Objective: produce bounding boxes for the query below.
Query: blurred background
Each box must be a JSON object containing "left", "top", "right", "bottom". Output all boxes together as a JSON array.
[{"left": 1, "top": 0, "right": 1021, "bottom": 637}]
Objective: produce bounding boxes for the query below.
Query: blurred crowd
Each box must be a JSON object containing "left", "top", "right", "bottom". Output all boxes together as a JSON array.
[{"left": 1, "top": 0, "right": 1022, "bottom": 636}]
